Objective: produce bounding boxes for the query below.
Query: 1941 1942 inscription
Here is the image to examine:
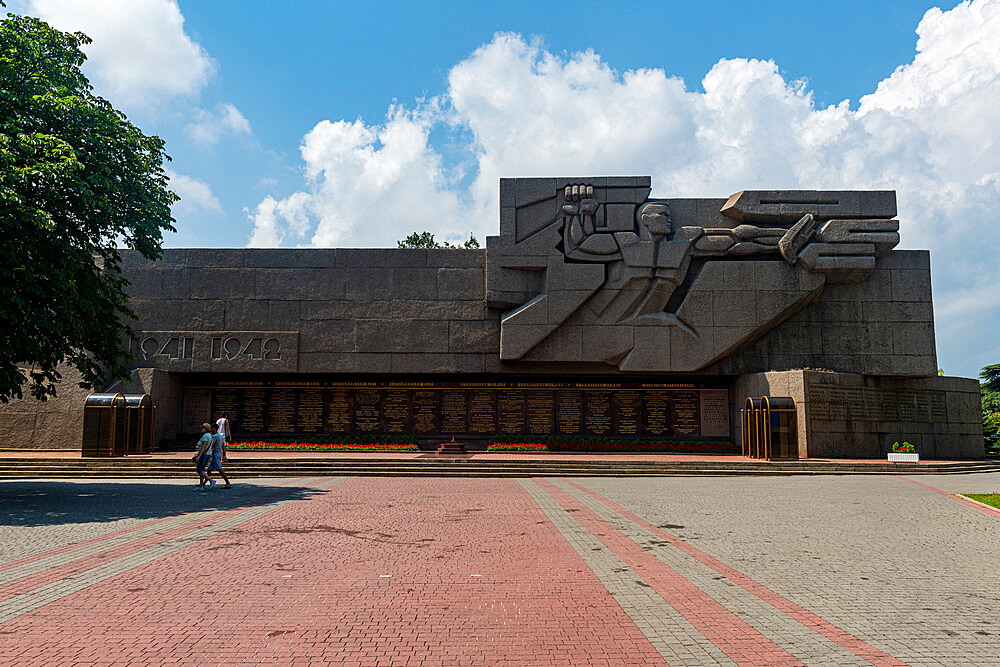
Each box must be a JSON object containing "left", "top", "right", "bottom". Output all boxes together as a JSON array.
[{"left": 129, "top": 331, "right": 298, "bottom": 372}]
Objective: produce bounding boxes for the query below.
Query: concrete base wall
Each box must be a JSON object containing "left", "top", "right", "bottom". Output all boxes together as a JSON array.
[
  {"left": 0, "top": 367, "right": 183, "bottom": 451},
  {"left": 0, "top": 247, "right": 980, "bottom": 455},
  {"left": 734, "top": 370, "right": 984, "bottom": 459},
  {"left": 0, "top": 366, "right": 90, "bottom": 450}
]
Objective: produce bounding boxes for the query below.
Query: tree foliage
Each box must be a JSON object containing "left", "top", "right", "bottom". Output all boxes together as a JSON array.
[
  {"left": 397, "top": 231, "right": 480, "bottom": 249},
  {"left": 982, "top": 364, "right": 1000, "bottom": 454},
  {"left": 981, "top": 363, "right": 1000, "bottom": 394},
  {"left": 0, "top": 13, "right": 176, "bottom": 402}
]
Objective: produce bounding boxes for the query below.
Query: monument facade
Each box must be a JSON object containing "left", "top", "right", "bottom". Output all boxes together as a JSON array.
[{"left": 0, "top": 177, "right": 984, "bottom": 457}]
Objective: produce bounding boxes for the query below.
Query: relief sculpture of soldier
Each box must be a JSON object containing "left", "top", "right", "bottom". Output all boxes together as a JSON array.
[
  {"left": 499, "top": 182, "right": 900, "bottom": 371},
  {"left": 561, "top": 185, "right": 794, "bottom": 333}
]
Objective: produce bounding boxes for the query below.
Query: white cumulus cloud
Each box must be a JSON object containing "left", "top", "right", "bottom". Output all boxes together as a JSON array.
[
  {"left": 186, "top": 103, "right": 252, "bottom": 148},
  {"left": 251, "top": 108, "right": 465, "bottom": 248},
  {"left": 166, "top": 169, "right": 222, "bottom": 215},
  {"left": 25, "top": 0, "right": 214, "bottom": 107},
  {"left": 252, "top": 0, "right": 1000, "bottom": 376}
]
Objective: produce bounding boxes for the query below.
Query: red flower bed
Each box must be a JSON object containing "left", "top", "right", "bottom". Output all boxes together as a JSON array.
[
  {"left": 228, "top": 441, "right": 418, "bottom": 452},
  {"left": 488, "top": 439, "right": 738, "bottom": 454},
  {"left": 487, "top": 442, "right": 547, "bottom": 451}
]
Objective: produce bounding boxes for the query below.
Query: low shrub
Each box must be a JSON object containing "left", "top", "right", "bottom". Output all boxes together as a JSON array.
[{"left": 892, "top": 441, "right": 916, "bottom": 453}]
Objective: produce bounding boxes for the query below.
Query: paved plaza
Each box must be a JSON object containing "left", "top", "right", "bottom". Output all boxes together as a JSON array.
[{"left": 0, "top": 474, "right": 998, "bottom": 665}]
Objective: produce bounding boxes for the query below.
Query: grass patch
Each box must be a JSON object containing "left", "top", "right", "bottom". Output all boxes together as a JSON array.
[{"left": 963, "top": 494, "right": 1000, "bottom": 509}]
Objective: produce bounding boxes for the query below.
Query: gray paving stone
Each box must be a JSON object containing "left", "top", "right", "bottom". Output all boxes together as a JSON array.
[
  {"left": 551, "top": 479, "right": 867, "bottom": 665},
  {"left": 519, "top": 480, "right": 735, "bottom": 666},
  {"left": 572, "top": 474, "right": 1000, "bottom": 665},
  {"left": 0, "top": 481, "right": 297, "bottom": 584}
]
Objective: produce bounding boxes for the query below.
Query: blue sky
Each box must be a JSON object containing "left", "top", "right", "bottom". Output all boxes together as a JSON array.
[
  {"left": 12, "top": 0, "right": 1000, "bottom": 379},
  {"left": 179, "top": 0, "right": 932, "bottom": 246}
]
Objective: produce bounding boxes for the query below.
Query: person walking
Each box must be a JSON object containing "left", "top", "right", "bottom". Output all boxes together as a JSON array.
[
  {"left": 192, "top": 423, "right": 213, "bottom": 491},
  {"left": 216, "top": 413, "right": 230, "bottom": 446},
  {"left": 207, "top": 424, "right": 232, "bottom": 489}
]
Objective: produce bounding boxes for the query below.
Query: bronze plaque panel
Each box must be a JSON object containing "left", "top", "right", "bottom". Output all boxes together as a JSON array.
[
  {"left": 807, "top": 383, "right": 947, "bottom": 425},
  {"left": 185, "top": 378, "right": 730, "bottom": 439}
]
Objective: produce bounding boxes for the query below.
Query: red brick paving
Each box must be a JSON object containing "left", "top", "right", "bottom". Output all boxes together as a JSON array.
[
  {"left": 0, "top": 480, "right": 318, "bottom": 601},
  {"left": 534, "top": 479, "right": 803, "bottom": 666},
  {"left": 0, "top": 477, "right": 310, "bottom": 575},
  {"left": 562, "top": 478, "right": 909, "bottom": 667},
  {"left": 0, "top": 479, "right": 667, "bottom": 665},
  {"left": 894, "top": 475, "right": 1000, "bottom": 519}
]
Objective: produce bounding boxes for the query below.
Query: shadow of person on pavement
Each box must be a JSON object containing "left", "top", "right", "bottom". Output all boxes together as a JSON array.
[{"left": 0, "top": 480, "right": 328, "bottom": 528}]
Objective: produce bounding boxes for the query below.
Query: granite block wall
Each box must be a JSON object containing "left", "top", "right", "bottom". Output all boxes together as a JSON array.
[
  {"left": 733, "top": 370, "right": 984, "bottom": 458},
  {"left": 121, "top": 248, "right": 495, "bottom": 376},
  {"left": 0, "top": 246, "right": 963, "bottom": 450},
  {"left": 0, "top": 366, "right": 91, "bottom": 450},
  {"left": 0, "top": 367, "right": 182, "bottom": 451},
  {"left": 707, "top": 251, "right": 937, "bottom": 377},
  {"left": 119, "top": 247, "right": 936, "bottom": 379}
]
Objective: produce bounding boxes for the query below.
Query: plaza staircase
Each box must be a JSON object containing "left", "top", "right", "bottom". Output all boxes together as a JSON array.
[{"left": 0, "top": 456, "right": 999, "bottom": 479}]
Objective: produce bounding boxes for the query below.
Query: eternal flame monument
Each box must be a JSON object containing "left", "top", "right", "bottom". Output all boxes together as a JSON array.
[{"left": 1, "top": 177, "right": 985, "bottom": 458}]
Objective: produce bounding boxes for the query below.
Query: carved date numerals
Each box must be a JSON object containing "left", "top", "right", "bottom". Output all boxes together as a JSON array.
[
  {"left": 138, "top": 336, "right": 194, "bottom": 361},
  {"left": 211, "top": 337, "right": 281, "bottom": 361}
]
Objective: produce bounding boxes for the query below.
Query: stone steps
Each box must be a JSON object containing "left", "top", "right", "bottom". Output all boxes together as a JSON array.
[{"left": 0, "top": 458, "right": 997, "bottom": 478}]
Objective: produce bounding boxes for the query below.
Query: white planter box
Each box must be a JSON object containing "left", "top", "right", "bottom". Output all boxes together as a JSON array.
[{"left": 888, "top": 452, "right": 919, "bottom": 463}]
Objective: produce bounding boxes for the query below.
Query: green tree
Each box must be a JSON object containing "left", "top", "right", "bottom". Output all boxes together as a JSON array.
[
  {"left": 398, "top": 231, "right": 480, "bottom": 249},
  {"left": 982, "top": 364, "right": 1000, "bottom": 454},
  {"left": 981, "top": 363, "right": 1000, "bottom": 393},
  {"left": 0, "top": 13, "right": 176, "bottom": 402}
]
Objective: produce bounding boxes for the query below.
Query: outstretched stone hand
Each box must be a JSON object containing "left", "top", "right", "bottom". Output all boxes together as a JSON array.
[
  {"left": 562, "top": 184, "right": 599, "bottom": 246},
  {"left": 561, "top": 184, "right": 620, "bottom": 258},
  {"left": 779, "top": 214, "right": 900, "bottom": 282}
]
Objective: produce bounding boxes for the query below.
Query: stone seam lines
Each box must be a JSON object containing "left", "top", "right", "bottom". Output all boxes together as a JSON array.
[
  {"left": 0, "top": 476, "right": 309, "bottom": 574},
  {"left": 894, "top": 475, "right": 1000, "bottom": 519},
  {"left": 518, "top": 479, "right": 724, "bottom": 666},
  {"left": 559, "top": 478, "right": 909, "bottom": 667},
  {"left": 532, "top": 478, "right": 804, "bottom": 666},
  {"left": 0, "top": 477, "right": 343, "bottom": 625}
]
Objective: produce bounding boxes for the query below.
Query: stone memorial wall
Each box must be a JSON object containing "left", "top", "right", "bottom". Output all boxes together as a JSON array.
[
  {"left": 0, "top": 176, "right": 984, "bottom": 457},
  {"left": 807, "top": 384, "right": 948, "bottom": 423}
]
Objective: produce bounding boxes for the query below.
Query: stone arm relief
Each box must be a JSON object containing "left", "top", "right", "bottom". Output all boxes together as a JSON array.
[
  {"left": 561, "top": 185, "right": 622, "bottom": 261},
  {"left": 776, "top": 213, "right": 900, "bottom": 281},
  {"left": 687, "top": 213, "right": 900, "bottom": 283},
  {"left": 494, "top": 177, "right": 904, "bottom": 371},
  {"left": 687, "top": 224, "right": 786, "bottom": 256}
]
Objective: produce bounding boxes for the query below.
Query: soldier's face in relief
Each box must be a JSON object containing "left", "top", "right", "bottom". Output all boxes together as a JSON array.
[{"left": 638, "top": 203, "right": 672, "bottom": 239}]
